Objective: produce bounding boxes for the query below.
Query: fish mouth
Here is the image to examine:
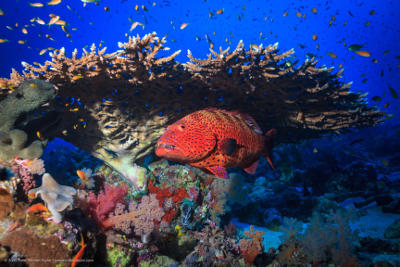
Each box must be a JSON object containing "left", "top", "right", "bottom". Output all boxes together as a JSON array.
[
  {"left": 156, "top": 143, "right": 177, "bottom": 150},
  {"left": 155, "top": 142, "right": 187, "bottom": 161}
]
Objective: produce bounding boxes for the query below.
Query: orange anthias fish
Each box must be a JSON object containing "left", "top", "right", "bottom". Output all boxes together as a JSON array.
[
  {"left": 26, "top": 203, "right": 49, "bottom": 214},
  {"left": 155, "top": 108, "right": 276, "bottom": 179},
  {"left": 71, "top": 233, "right": 87, "bottom": 267}
]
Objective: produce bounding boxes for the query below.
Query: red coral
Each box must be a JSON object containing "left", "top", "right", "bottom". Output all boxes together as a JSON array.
[
  {"left": 148, "top": 179, "right": 189, "bottom": 223},
  {"left": 239, "top": 226, "right": 265, "bottom": 264},
  {"left": 82, "top": 184, "right": 129, "bottom": 230}
]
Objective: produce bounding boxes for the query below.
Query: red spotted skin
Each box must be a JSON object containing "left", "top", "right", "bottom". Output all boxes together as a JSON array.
[{"left": 155, "top": 108, "right": 265, "bottom": 172}]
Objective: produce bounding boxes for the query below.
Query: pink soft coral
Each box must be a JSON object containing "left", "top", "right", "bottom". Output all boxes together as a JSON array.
[
  {"left": 103, "top": 194, "right": 164, "bottom": 238},
  {"left": 82, "top": 184, "right": 129, "bottom": 230},
  {"left": 11, "top": 158, "right": 45, "bottom": 195}
]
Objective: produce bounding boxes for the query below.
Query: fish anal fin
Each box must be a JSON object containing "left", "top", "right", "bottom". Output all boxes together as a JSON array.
[
  {"left": 206, "top": 166, "right": 229, "bottom": 179},
  {"left": 244, "top": 160, "right": 259, "bottom": 174},
  {"left": 219, "top": 138, "right": 237, "bottom": 155}
]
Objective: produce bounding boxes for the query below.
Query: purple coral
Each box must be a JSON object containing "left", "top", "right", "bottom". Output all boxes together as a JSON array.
[
  {"left": 105, "top": 194, "right": 164, "bottom": 238},
  {"left": 82, "top": 184, "right": 129, "bottom": 230},
  {"left": 11, "top": 158, "right": 45, "bottom": 195}
]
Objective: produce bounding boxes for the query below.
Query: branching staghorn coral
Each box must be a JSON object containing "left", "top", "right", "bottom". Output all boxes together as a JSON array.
[{"left": 0, "top": 33, "right": 384, "bottom": 176}]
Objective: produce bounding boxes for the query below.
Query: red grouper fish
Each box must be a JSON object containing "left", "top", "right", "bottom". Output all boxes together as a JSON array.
[{"left": 155, "top": 108, "right": 276, "bottom": 179}]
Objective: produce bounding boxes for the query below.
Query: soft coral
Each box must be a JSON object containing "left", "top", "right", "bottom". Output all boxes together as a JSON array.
[{"left": 82, "top": 184, "right": 129, "bottom": 230}]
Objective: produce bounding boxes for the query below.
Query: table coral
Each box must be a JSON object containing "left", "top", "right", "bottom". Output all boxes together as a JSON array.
[
  {"left": 0, "top": 33, "right": 384, "bottom": 176},
  {"left": 29, "top": 173, "right": 76, "bottom": 223}
]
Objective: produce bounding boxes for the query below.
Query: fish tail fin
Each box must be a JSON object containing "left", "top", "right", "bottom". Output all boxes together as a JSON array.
[
  {"left": 263, "top": 128, "right": 276, "bottom": 171},
  {"left": 79, "top": 233, "right": 86, "bottom": 248}
]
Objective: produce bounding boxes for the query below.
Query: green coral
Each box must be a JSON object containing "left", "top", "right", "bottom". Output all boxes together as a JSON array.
[
  {"left": 107, "top": 245, "right": 131, "bottom": 267},
  {"left": 0, "top": 79, "right": 56, "bottom": 132},
  {"left": 0, "top": 129, "right": 43, "bottom": 161},
  {"left": 139, "top": 255, "right": 178, "bottom": 267}
]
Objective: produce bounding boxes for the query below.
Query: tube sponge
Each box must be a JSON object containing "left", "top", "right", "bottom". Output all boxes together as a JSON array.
[{"left": 0, "top": 129, "right": 43, "bottom": 161}]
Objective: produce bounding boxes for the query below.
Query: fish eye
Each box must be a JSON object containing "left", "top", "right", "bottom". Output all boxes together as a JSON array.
[{"left": 178, "top": 125, "right": 185, "bottom": 131}]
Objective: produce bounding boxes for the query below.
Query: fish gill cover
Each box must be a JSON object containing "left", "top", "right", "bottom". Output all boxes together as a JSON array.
[{"left": 0, "top": 0, "right": 399, "bottom": 266}]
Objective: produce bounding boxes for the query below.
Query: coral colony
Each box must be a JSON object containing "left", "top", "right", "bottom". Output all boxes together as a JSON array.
[{"left": 0, "top": 32, "right": 399, "bottom": 267}]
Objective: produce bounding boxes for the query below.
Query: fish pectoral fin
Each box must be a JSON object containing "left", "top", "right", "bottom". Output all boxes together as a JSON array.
[
  {"left": 243, "top": 160, "right": 259, "bottom": 174},
  {"left": 206, "top": 166, "right": 229, "bottom": 179},
  {"left": 219, "top": 138, "right": 237, "bottom": 155}
]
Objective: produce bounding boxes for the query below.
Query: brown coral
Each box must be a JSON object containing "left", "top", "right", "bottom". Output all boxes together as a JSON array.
[
  {"left": 0, "top": 189, "right": 26, "bottom": 220},
  {"left": 0, "top": 33, "right": 384, "bottom": 169},
  {"left": 239, "top": 225, "right": 265, "bottom": 264},
  {"left": 0, "top": 228, "right": 71, "bottom": 267}
]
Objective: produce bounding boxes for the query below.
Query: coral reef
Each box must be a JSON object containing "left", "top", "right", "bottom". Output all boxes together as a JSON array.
[
  {"left": 29, "top": 173, "right": 76, "bottom": 223},
  {"left": 0, "top": 228, "right": 71, "bottom": 267},
  {"left": 80, "top": 184, "right": 129, "bottom": 229},
  {"left": 0, "top": 33, "right": 384, "bottom": 170},
  {"left": 0, "top": 129, "right": 43, "bottom": 161},
  {"left": 239, "top": 225, "right": 265, "bottom": 264},
  {"left": 105, "top": 194, "right": 164, "bottom": 239},
  {"left": 0, "top": 79, "right": 56, "bottom": 132},
  {"left": 11, "top": 158, "right": 45, "bottom": 195},
  {"left": 0, "top": 188, "right": 26, "bottom": 221}
]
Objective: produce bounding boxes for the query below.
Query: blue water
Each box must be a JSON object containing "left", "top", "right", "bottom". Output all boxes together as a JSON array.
[{"left": 1, "top": 0, "right": 399, "bottom": 118}]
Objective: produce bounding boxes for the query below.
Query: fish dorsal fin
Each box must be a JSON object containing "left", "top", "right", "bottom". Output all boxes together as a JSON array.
[
  {"left": 206, "top": 166, "right": 229, "bottom": 179},
  {"left": 230, "top": 110, "right": 262, "bottom": 134},
  {"left": 219, "top": 138, "right": 237, "bottom": 155},
  {"left": 243, "top": 160, "right": 259, "bottom": 174}
]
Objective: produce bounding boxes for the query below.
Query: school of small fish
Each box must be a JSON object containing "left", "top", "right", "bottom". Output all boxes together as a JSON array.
[{"left": 0, "top": 1, "right": 398, "bottom": 112}]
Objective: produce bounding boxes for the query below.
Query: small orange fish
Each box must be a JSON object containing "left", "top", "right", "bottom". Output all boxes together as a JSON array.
[
  {"left": 36, "top": 18, "right": 46, "bottom": 25},
  {"left": 72, "top": 74, "right": 83, "bottom": 81},
  {"left": 30, "top": 2, "right": 44, "bottom": 7},
  {"left": 312, "top": 34, "right": 318, "bottom": 41},
  {"left": 77, "top": 170, "right": 87, "bottom": 181},
  {"left": 216, "top": 9, "right": 223, "bottom": 15},
  {"left": 312, "top": 8, "right": 317, "bottom": 14},
  {"left": 71, "top": 233, "right": 87, "bottom": 267},
  {"left": 27, "top": 203, "right": 49, "bottom": 214},
  {"left": 55, "top": 19, "right": 66, "bottom": 26},
  {"left": 283, "top": 12, "right": 288, "bottom": 17},
  {"left": 47, "top": 0, "right": 61, "bottom": 5},
  {"left": 356, "top": 50, "right": 371, "bottom": 57},
  {"left": 129, "top": 21, "right": 144, "bottom": 31},
  {"left": 296, "top": 12, "right": 301, "bottom": 18},
  {"left": 6, "top": 219, "right": 24, "bottom": 233},
  {"left": 180, "top": 23, "right": 188, "bottom": 30},
  {"left": 156, "top": 108, "right": 276, "bottom": 179},
  {"left": 48, "top": 15, "right": 60, "bottom": 25},
  {"left": 328, "top": 52, "right": 337, "bottom": 58},
  {"left": 39, "top": 48, "right": 48, "bottom": 55},
  {"left": 36, "top": 131, "right": 44, "bottom": 139},
  {"left": 22, "top": 28, "right": 28, "bottom": 34}
]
